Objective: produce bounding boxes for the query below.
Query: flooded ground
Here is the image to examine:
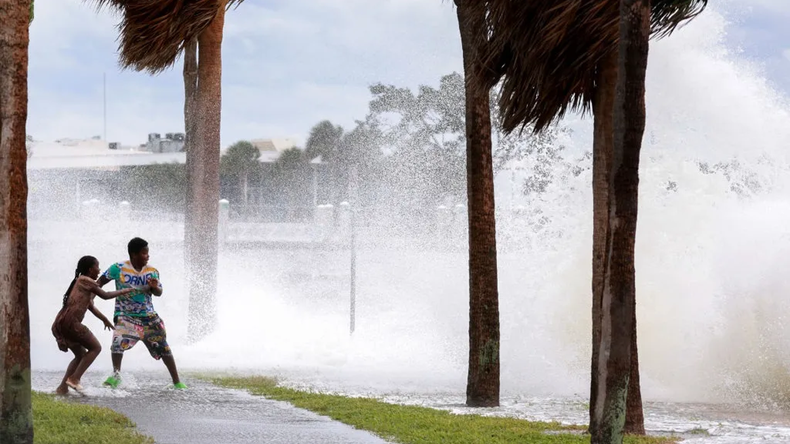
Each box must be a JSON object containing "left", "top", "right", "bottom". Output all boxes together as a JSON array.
[
  {"left": 32, "top": 371, "right": 386, "bottom": 444},
  {"left": 33, "top": 369, "right": 790, "bottom": 443},
  {"left": 253, "top": 372, "right": 790, "bottom": 443}
]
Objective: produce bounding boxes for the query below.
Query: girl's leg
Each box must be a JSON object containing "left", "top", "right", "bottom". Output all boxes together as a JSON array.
[
  {"left": 66, "top": 328, "right": 101, "bottom": 386},
  {"left": 57, "top": 347, "right": 85, "bottom": 394}
]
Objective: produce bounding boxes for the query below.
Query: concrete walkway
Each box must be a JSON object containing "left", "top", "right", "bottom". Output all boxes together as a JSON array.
[{"left": 33, "top": 371, "right": 388, "bottom": 444}]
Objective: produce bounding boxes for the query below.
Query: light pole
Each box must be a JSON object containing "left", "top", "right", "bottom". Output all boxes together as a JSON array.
[
  {"left": 103, "top": 72, "right": 107, "bottom": 145},
  {"left": 348, "top": 164, "right": 358, "bottom": 335},
  {"left": 310, "top": 155, "right": 322, "bottom": 208}
]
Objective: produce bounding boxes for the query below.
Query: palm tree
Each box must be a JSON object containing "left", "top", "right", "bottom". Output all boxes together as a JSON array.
[
  {"left": 470, "top": 0, "right": 707, "bottom": 441},
  {"left": 221, "top": 141, "right": 261, "bottom": 205},
  {"left": 273, "top": 147, "right": 311, "bottom": 216},
  {"left": 305, "top": 120, "right": 345, "bottom": 205},
  {"left": 92, "top": 0, "right": 243, "bottom": 341},
  {"left": 455, "top": 0, "right": 500, "bottom": 407},
  {"left": 0, "top": 1, "right": 32, "bottom": 443}
]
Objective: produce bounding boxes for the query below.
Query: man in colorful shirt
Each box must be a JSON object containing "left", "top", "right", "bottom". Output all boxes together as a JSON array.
[{"left": 97, "top": 237, "right": 186, "bottom": 389}]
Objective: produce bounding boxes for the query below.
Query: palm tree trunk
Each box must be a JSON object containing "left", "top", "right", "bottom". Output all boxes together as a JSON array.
[
  {"left": 186, "top": 3, "right": 225, "bottom": 341},
  {"left": 589, "top": 48, "right": 617, "bottom": 438},
  {"left": 183, "top": 35, "right": 197, "bottom": 313},
  {"left": 589, "top": 39, "right": 645, "bottom": 444},
  {"left": 620, "top": 0, "right": 648, "bottom": 435},
  {"left": 624, "top": 305, "right": 645, "bottom": 434},
  {"left": 456, "top": 0, "right": 500, "bottom": 407},
  {"left": 591, "top": 0, "right": 650, "bottom": 442},
  {"left": 0, "top": 1, "right": 32, "bottom": 442}
]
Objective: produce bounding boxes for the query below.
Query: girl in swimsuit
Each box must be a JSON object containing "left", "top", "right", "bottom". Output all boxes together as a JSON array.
[{"left": 52, "top": 255, "right": 133, "bottom": 394}]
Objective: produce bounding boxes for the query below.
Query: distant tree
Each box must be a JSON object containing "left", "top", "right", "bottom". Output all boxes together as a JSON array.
[
  {"left": 305, "top": 121, "right": 345, "bottom": 205},
  {"left": 341, "top": 119, "right": 385, "bottom": 206},
  {"left": 122, "top": 163, "right": 187, "bottom": 211},
  {"left": 304, "top": 72, "right": 572, "bottom": 225},
  {"left": 220, "top": 141, "right": 260, "bottom": 205},
  {"left": 365, "top": 73, "right": 467, "bottom": 213},
  {"left": 273, "top": 147, "right": 311, "bottom": 218},
  {"left": 305, "top": 120, "right": 344, "bottom": 161}
]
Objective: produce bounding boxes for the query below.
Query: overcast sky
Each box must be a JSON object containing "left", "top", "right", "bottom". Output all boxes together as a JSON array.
[{"left": 27, "top": 0, "right": 790, "bottom": 147}]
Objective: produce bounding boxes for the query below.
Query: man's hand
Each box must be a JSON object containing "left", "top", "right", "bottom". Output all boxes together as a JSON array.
[
  {"left": 96, "top": 275, "right": 111, "bottom": 288},
  {"left": 103, "top": 319, "right": 115, "bottom": 331},
  {"left": 147, "top": 277, "right": 159, "bottom": 290}
]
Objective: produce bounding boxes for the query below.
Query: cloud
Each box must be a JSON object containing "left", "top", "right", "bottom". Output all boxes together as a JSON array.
[
  {"left": 26, "top": 0, "right": 790, "bottom": 147},
  {"left": 28, "top": 0, "right": 462, "bottom": 147},
  {"left": 783, "top": 49, "right": 790, "bottom": 62},
  {"left": 750, "top": 0, "right": 790, "bottom": 15}
]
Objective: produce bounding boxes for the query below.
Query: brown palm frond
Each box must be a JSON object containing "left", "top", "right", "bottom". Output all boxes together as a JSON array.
[
  {"left": 88, "top": 0, "right": 244, "bottom": 74},
  {"left": 472, "top": 0, "right": 708, "bottom": 135},
  {"left": 652, "top": 0, "right": 707, "bottom": 38}
]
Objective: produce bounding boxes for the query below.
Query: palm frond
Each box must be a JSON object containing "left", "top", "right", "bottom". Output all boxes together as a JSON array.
[
  {"left": 651, "top": 0, "right": 707, "bottom": 38},
  {"left": 87, "top": 0, "right": 243, "bottom": 74},
  {"left": 471, "top": 0, "right": 708, "bottom": 135}
]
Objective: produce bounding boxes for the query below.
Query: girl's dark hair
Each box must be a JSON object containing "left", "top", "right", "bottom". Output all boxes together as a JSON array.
[{"left": 62, "top": 256, "right": 98, "bottom": 307}]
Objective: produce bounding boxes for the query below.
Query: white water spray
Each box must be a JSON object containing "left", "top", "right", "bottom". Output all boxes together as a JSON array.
[{"left": 28, "top": 7, "right": 790, "bottom": 413}]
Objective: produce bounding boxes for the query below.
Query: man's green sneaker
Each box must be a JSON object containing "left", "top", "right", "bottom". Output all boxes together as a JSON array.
[
  {"left": 173, "top": 382, "right": 188, "bottom": 390},
  {"left": 103, "top": 372, "right": 121, "bottom": 388}
]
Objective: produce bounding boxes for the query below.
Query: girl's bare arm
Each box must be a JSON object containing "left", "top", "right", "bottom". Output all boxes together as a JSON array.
[
  {"left": 88, "top": 301, "right": 114, "bottom": 329},
  {"left": 89, "top": 281, "right": 133, "bottom": 300}
]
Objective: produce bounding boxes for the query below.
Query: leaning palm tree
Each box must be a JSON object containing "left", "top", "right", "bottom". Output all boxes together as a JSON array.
[
  {"left": 92, "top": 0, "right": 243, "bottom": 340},
  {"left": 455, "top": 0, "right": 501, "bottom": 407},
  {"left": 470, "top": 0, "right": 707, "bottom": 441},
  {"left": 0, "top": 1, "right": 32, "bottom": 443}
]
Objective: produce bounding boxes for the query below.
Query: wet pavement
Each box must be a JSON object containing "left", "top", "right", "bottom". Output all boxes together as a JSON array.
[
  {"left": 35, "top": 368, "right": 790, "bottom": 444},
  {"left": 32, "top": 371, "right": 388, "bottom": 444}
]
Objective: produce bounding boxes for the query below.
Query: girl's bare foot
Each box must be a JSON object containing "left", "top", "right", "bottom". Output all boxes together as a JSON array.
[
  {"left": 65, "top": 378, "right": 84, "bottom": 393},
  {"left": 55, "top": 385, "right": 69, "bottom": 395}
]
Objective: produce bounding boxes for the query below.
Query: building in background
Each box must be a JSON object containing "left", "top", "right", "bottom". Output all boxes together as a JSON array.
[
  {"left": 145, "top": 132, "right": 186, "bottom": 153},
  {"left": 26, "top": 136, "right": 316, "bottom": 222}
]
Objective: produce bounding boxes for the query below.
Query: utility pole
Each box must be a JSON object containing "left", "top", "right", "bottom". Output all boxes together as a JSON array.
[
  {"left": 349, "top": 164, "right": 358, "bottom": 335},
  {"left": 103, "top": 72, "right": 107, "bottom": 144}
]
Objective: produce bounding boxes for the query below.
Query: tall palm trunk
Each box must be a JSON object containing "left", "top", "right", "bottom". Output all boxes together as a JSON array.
[
  {"left": 624, "top": 298, "right": 644, "bottom": 434},
  {"left": 183, "top": 35, "right": 197, "bottom": 310},
  {"left": 456, "top": 0, "right": 500, "bottom": 407},
  {"left": 589, "top": 49, "right": 616, "bottom": 437},
  {"left": 186, "top": 4, "right": 225, "bottom": 341},
  {"left": 591, "top": 0, "right": 650, "bottom": 442},
  {"left": 0, "top": 1, "right": 32, "bottom": 442},
  {"left": 589, "top": 50, "right": 645, "bottom": 437},
  {"left": 183, "top": 38, "right": 197, "bottom": 158}
]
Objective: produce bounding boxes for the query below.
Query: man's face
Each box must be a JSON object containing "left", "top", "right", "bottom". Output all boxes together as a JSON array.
[{"left": 133, "top": 247, "right": 150, "bottom": 266}]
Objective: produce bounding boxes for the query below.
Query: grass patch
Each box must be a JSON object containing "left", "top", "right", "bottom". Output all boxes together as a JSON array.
[
  {"left": 209, "top": 376, "right": 676, "bottom": 444},
  {"left": 33, "top": 392, "right": 153, "bottom": 444},
  {"left": 685, "top": 427, "right": 710, "bottom": 436}
]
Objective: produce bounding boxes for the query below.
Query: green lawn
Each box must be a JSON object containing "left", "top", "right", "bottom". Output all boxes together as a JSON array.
[
  {"left": 32, "top": 392, "right": 153, "bottom": 444},
  {"left": 210, "top": 376, "right": 677, "bottom": 444}
]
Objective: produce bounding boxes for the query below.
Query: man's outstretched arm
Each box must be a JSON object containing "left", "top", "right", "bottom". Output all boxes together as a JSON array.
[{"left": 96, "top": 275, "right": 111, "bottom": 287}]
